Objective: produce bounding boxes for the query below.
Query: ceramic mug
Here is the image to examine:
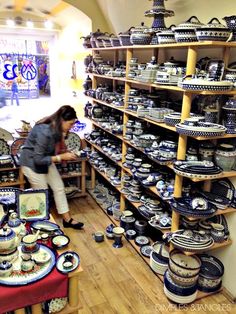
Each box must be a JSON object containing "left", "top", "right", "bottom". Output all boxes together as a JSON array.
[{"left": 92, "top": 231, "right": 104, "bottom": 242}]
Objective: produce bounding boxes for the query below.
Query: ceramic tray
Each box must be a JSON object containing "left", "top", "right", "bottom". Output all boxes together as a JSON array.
[
  {"left": 0, "top": 139, "right": 10, "bottom": 155},
  {"left": 56, "top": 251, "right": 80, "bottom": 274},
  {"left": 31, "top": 220, "right": 60, "bottom": 233},
  {"left": 10, "top": 138, "right": 26, "bottom": 156},
  {"left": 17, "top": 189, "right": 49, "bottom": 221},
  {"left": 0, "top": 244, "right": 56, "bottom": 286}
]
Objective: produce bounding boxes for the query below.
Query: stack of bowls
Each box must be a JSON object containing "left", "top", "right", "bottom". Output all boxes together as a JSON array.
[{"left": 164, "top": 249, "right": 201, "bottom": 303}]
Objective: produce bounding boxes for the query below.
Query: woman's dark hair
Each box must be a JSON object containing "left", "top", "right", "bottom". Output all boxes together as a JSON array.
[{"left": 36, "top": 105, "right": 77, "bottom": 141}]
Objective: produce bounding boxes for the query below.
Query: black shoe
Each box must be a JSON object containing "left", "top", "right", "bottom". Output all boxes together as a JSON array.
[{"left": 63, "top": 218, "right": 84, "bottom": 230}]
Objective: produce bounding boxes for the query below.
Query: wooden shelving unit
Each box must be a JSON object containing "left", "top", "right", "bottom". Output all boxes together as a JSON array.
[
  {"left": 86, "top": 41, "right": 236, "bottom": 301},
  {"left": 0, "top": 166, "right": 25, "bottom": 189}
]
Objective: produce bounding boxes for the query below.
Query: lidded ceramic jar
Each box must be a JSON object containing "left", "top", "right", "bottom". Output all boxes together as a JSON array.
[
  {"left": 130, "top": 22, "right": 153, "bottom": 45},
  {"left": 7, "top": 212, "right": 26, "bottom": 238},
  {"left": 90, "top": 29, "right": 105, "bottom": 48},
  {"left": 174, "top": 16, "right": 204, "bottom": 42},
  {"left": 214, "top": 143, "right": 236, "bottom": 171},
  {"left": 196, "top": 18, "right": 231, "bottom": 42},
  {"left": 118, "top": 27, "right": 134, "bottom": 46},
  {"left": 157, "top": 25, "right": 176, "bottom": 44},
  {"left": 92, "top": 104, "right": 103, "bottom": 119},
  {"left": 199, "top": 141, "right": 215, "bottom": 161},
  {"left": 223, "top": 15, "right": 236, "bottom": 41}
]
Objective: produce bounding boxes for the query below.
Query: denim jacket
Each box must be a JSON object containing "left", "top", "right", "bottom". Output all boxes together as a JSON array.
[{"left": 20, "top": 124, "right": 58, "bottom": 173}]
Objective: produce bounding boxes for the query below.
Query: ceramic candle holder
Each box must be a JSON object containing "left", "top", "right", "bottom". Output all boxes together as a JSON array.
[{"left": 112, "top": 227, "right": 124, "bottom": 248}]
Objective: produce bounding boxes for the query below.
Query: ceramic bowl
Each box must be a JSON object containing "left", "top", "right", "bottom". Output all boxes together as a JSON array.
[
  {"left": 52, "top": 235, "right": 70, "bottom": 249},
  {"left": 169, "top": 250, "right": 201, "bottom": 277}
]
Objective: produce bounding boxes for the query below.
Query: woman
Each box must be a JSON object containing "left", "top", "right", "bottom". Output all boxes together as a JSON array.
[{"left": 20, "top": 105, "right": 84, "bottom": 229}]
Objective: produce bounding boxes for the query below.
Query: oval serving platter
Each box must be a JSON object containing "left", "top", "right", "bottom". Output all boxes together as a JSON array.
[{"left": 31, "top": 220, "right": 60, "bottom": 233}]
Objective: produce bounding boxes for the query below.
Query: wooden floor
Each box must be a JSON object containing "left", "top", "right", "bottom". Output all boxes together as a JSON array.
[{"left": 53, "top": 195, "right": 236, "bottom": 314}]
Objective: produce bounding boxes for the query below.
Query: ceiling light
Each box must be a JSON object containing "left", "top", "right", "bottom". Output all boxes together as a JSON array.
[
  {"left": 6, "top": 18, "right": 15, "bottom": 27},
  {"left": 26, "top": 20, "right": 34, "bottom": 28},
  {"left": 44, "top": 20, "right": 53, "bottom": 29}
]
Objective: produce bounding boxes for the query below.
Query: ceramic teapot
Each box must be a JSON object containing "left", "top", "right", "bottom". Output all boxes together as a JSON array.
[
  {"left": 0, "top": 227, "right": 19, "bottom": 253},
  {"left": 7, "top": 212, "right": 27, "bottom": 238}
]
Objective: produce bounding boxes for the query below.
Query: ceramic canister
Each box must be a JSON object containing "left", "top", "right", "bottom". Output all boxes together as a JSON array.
[{"left": 214, "top": 144, "right": 236, "bottom": 171}]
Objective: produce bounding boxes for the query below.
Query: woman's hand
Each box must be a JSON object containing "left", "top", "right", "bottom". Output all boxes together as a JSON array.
[{"left": 60, "top": 151, "right": 77, "bottom": 161}]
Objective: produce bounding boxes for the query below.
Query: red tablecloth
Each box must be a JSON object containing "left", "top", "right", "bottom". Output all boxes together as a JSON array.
[{"left": 0, "top": 266, "right": 68, "bottom": 313}]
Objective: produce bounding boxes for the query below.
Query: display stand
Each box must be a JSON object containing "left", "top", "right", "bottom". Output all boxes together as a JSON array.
[{"left": 85, "top": 41, "right": 236, "bottom": 300}]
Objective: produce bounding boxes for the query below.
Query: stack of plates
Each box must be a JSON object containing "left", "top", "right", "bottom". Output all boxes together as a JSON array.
[{"left": 169, "top": 229, "right": 214, "bottom": 252}]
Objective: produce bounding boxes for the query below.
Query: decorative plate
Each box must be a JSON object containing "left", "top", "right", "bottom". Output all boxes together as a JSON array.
[
  {"left": 65, "top": 132, "right": 81, "bottom": 151},
  {"left": 56, "top": 251, "right": 80, "bottom": 274},
  {"left": 0, "top": 244, "right": 56, "bottom": 286},
  {"left": 134, "top": 236, "right": 150, "bottom": 247},
  {"left": 0, "top": 127, "right": 13, "bottom": 142},
  {"left": 10, "top": 138, "right": 26, "bottom": 156},
  {"left": 140, "top": 245, "right": 153, "bottom": 257},
  {"left": 0, "top": 139, "right": 10, "bottom": 155},
  {"left": 31, "top": 220, "right": 60, "bottom": 233},
  {"left": 17, "top": 189, "right": 49, "bottom": 221}
]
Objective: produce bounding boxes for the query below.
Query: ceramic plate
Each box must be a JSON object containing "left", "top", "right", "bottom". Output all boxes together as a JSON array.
[
  {"left": 10, "top": 138, "right": 26, "bottom": 156},
  {"left": 134, "top": 236, "right": 150, "bottom": 247},
  {"left": 0, "top": 127, "right": 13, "bottom": 142},
  {"left": 0, "top": 139, "right": 10, "bottom": 155},
  {"left": 140, "top": 245, "right": 153, "bottom": 257},
  {"left": 0, "top": 244, "right": 56, "bottom": 286},
  {"left": 17, "top": 189, "right": 49, "bottom": 221},
  {"left": 65, "top": 132, "right": 81, "bottom": 151},
  {"left": 56, "top": 251, "right": 80, "bottom": 274}
]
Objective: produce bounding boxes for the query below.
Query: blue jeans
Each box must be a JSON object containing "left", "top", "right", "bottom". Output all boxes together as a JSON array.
[{"left": 11, "top": 91, "right": 20, "bottom": 106}]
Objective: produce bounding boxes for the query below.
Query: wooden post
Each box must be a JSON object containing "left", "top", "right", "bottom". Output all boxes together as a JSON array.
[
  {"left": 14, "top": 309, "right": 26, "bottom": 314},
  {"left": 80, "top": 159, "right": 86, "bottom": 194},
  {"left": 31, "top": 303, "right": 43, "bottom": 314},
  {"left": 68, "top": 276, "right": 78, "bottom": 308}
]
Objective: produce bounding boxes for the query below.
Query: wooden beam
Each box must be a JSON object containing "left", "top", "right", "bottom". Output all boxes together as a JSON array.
[
  {"left": 50, "top": 1, "right": 70, "bottom": 16},
  {"left": 14, "top": 0, "right": 28, "bottom": 12}
]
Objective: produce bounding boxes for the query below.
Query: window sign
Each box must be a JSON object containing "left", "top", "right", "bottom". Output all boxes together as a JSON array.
[{"left": 0, "top": 38, "right": 49, "bottom": 99}]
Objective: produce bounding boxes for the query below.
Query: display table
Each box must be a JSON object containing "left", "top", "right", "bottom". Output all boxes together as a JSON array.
[{"left": 0, "top": 217, "right": 83, "bottom": 314}]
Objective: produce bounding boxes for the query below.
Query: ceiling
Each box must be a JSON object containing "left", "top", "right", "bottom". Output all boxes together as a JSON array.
[{"left": 0, "top": 0, "right": 83, "bottom": 28}]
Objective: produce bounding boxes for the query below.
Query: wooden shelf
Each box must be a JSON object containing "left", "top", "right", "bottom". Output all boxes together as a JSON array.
[
  {"left": 89, "top": 119, "right": 123, "bottom": 140},
  {"left": 0, "top": 180, "right": 25, "bottom": 187},
  {"left": 93, "top": 73, "right": 126, "bottom": 82},
  {"left": 184, "top": 239, "right": 232, "bottom": 256},
  {"left": 85, "top": 96, "right": 125, "bottom": 112},
  {"left": 190, "top": 170, "right": 236, "bottom": 182},
  {"left": 92, "top": 41, "right": 236, "bottom": 51},
  {"left": 88, "top": 41, "right": 236, "bottom": 304},
  {"left": 85, "top": 138, "right": 122, "bottom": 168},
  {"left": 183, "top": 207, "right": 236, "bottom": 221}
]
